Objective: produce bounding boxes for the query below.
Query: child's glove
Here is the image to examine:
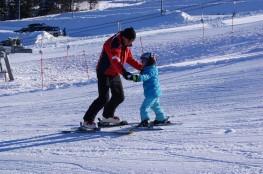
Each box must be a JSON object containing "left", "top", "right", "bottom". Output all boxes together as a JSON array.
[
  {"left": 130, "top": 74, "right": 140, "bottom": 82},
  {"left": 122, "top": 69, "right": 140, "bottom": 82}
]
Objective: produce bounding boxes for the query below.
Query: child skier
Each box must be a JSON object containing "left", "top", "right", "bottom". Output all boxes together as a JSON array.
[{"left": 123, "top": 52, "right": 169, "bottom": 127}]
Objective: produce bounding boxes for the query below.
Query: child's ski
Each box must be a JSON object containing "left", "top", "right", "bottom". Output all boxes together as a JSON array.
[
  {"left": 126, "top": 122, "right": 164, "bottom": 132},
  {"left": 148, "top": 116, "right": 183, "bottom": 127},
  {"left": 149, "top": 121, "right": 183, "bottom": 127},
  {"left": 132, "top": 126, "right": 163, "bottom": 131}
]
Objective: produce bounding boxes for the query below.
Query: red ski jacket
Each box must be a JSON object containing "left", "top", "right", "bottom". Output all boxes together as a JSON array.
[{"left": 96, "top": 33, "right": 143, "bottom": 76}]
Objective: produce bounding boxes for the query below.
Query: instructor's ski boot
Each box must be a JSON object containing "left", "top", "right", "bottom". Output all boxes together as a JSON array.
[
  {"left": 100, "top": 116, "right": 121, "bottom": 124},
  {"left": 98, "top": 116, "right": 128, "bottom": 127},
  {"left": 82, "top": 121, "right": 97, "bottom": 129}
]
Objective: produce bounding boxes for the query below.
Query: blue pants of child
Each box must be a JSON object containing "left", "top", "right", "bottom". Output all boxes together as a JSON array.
[{"left": 140, "top": 97, "right": 165, "bottom": 121}]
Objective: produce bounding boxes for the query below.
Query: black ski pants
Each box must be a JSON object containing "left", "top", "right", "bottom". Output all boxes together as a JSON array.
[{"left": 83, "top": 72, "right": 125, "bottom": 122}]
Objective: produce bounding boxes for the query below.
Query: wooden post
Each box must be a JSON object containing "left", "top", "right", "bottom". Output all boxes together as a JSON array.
[
  {"left": 67, "top": 45, "right": 70, "bottom": 58},
  {"left": 232, "top": 0, "right": 236, "bottom": 33},
  {"left": 117, "top": 21, "right": 121, "bottom": 31},
  {"left": 139, "top": 37, "right": 144, "bottom": 54},
  {"left": 39, "top": 50, "right": 44, "bottom": 89},
  {"left": 201, "top": 4, "right": 205, "bottom": 43},
  {"left": 18, "top": 0, "right": 21, "bottom": 20},
  {"left": 161, "top": 0, "right": 164, "bottom": 15}
]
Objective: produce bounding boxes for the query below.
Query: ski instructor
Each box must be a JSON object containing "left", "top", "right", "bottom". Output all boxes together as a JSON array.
[{"left": 82, "top": 27, "right": 143, "bottom": 129}]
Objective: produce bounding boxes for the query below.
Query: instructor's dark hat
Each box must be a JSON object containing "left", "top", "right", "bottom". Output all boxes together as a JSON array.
[{"left": 121, "top": 27, "right": 136, "bottom": 40}]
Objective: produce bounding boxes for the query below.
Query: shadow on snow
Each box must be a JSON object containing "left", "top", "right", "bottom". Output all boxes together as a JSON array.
[{"left": 0, "top": 131, "right": 124, "bottom": 152}]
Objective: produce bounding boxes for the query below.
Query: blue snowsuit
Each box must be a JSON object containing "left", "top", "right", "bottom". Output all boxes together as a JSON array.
[{"left": 138, "top": 65, "right": 166, "bottom": 121}]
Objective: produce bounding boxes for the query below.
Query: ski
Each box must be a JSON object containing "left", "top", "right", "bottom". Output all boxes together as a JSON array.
[
  {"left": 147, "top": 116, "right": 183, "bottom": 127},
  {"left": 131, "top": 126, "right": 163, "bottom": 131},
  {"left": 61, "top": 123, "right": 133, "bottom": 135},
  {"left": 149, "top": 121, "right": 183, "bottom": 127},
  {"left": 61, "top": 128, "right": 133, "bottom": 135},
  {"left": 127, "top": 117, "right": 182, "bottom": 132},
  {"left": 126, "top": 122, "right": 164, "bottom": 132},
  {"left": 61, "top": 126, "right": 101, "bottom": 134}
]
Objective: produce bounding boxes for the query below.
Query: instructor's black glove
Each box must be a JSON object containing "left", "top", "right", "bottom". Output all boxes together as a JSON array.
[{"left": 122, "top": 69, "right": 132, "bottom": 80}]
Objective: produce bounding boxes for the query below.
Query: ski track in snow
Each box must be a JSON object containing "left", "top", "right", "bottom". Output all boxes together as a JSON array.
[{"left": 1, "top": 57, "right": 263, "bottom": 173}]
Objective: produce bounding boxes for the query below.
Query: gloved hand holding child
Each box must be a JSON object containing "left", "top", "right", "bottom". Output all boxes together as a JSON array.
[{"left": 123, "top": 69, "right": 140, "bottom": 82}]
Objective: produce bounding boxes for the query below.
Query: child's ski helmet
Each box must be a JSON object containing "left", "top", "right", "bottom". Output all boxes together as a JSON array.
[
  {"left": 140, "top": 52, "right": 152, "bottom": 60},
  {"left": 140, "top": 52, "right": 156, "bottom": 66}
]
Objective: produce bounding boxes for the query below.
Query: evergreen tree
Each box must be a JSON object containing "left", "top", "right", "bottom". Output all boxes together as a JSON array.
[
  {"left": 39, "top": 0, "right": 60, "bottom": 16},
  {"left": 8, "top": 0, "right": 17, "bottom": 20},
  {"left": 20, "top": 0, "right": 34, "bottom": 18},
  {"left": 59, "top": 0, "right": 72, "bottom": 12},
  {"left": 1, "top": 0, "right": 99, "bottom": 20},
  {"left": 88, "top": 0, "right": 98, "bottom": 10},
  {"left": 0, "top": 1, "right": 5, "bottom": 20}
]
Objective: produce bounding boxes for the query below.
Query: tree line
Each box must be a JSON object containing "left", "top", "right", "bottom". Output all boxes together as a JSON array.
[{"left": 0, "top": 0, "right": 98, "bottom": 21}]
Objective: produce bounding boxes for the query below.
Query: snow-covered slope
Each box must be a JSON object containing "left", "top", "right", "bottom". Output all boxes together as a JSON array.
[{"left": 0, "top": 0, "right": 263, "bottom": 173}]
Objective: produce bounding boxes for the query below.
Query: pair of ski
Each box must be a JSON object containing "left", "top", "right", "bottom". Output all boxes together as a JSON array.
[
  {"left": 61, "top": 121, "right": 133, "bottom": 135},
  {"left": 62, "top": 118, "right": 182, "bottom": 135},
  {"left": 62, "top": 122, "right": 133, "bottom": 135}
]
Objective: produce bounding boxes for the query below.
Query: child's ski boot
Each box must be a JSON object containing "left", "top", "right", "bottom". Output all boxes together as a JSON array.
[
  {"left": 137, "top": 119, "right": 150, "bottom": 128},
  {"left": 151, "top": 117, "right": 171, "bottom": 126}
]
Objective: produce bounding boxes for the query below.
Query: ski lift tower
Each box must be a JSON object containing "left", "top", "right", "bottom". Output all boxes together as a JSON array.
[
  {"left": 0, "top": 46, "right": 14, "bottom": 81},
  {"left": 0, "top": 43, "right": 32, "bottom": 81}
]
